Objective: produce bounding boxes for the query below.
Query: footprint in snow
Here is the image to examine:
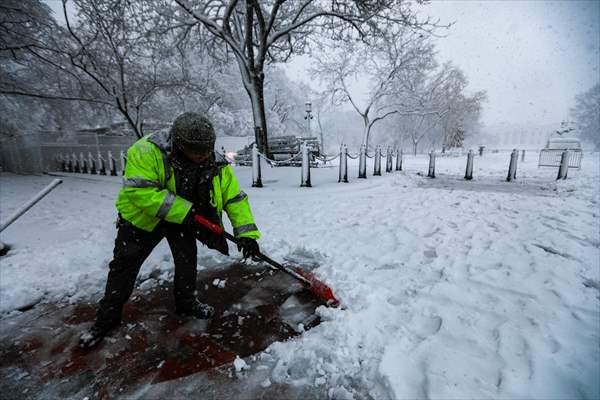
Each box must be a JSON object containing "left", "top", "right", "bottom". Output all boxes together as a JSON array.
[
  {"left": 411, "top": 314, "right": 443, "bottom": 340},
  {"left": 423, "top": 227, "right": 441, "bottom": 238},
  {"left": 387, "top": 295, "right": 405, "bottom": 306},
  {"left": 423, "top": 248, "right": 438, "bottom": 259}
]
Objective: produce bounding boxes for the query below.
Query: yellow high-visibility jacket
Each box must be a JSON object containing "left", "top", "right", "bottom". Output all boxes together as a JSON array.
[{"left": 115, "top": 131, "right": 260, "bottom": 240}]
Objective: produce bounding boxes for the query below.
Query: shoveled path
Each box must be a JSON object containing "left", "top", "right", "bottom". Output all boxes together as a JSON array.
[{"left": 0, "top": 263, "right": 325, "bottom": 399}]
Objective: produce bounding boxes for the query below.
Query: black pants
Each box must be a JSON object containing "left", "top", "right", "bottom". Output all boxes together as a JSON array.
[{"left": 95, "top": 218, "right": 198, "bottom": 329}]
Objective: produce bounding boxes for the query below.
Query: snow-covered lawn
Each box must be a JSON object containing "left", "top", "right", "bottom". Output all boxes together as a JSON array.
[{"left": 1, "top": 151, "right": 599, "bottom": 399}]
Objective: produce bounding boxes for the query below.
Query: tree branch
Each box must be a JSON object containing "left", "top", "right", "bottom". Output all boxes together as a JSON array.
[{"left": 0, "top": 89, "right": 112, "bottom": 105}]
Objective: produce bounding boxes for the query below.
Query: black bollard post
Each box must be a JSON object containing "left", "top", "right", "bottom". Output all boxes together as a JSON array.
[
  {"left": 300, "top": 143, "right": 312, "bottom": 187},
  {"left": 521, "top": 149, "right": 526, "bottom": 162},
  {"left": 557, "top": 150, "right": 569, "bottom": 180},
  {"left": 427, "top": 151, "right": 436, "bottom": 178},
  {"left": 373, "top": 146, "right": 382, "bottom": 176},
  {"left": 251, "top": 144, "right": 263, "bottom": 188},
  {"left": 338, "top": 145, "right": 343, "bottom": 182},
  {"left": 358, "top": 145, "right": 367, "bottom": 179},
  {"left": 386, "top": 147, "right": 393, "bottom": 173},
  {"left": 506, "top": 149, "right": 518, "bottom": 182},
  {"left": 396, "top": 149, "right": 403, "bottom": 171},
  {"left": 465, "top": 150, "right": 474, "bottom": 180},
  {"left": 338, "top": 145, "right": 349, "bottom": 183}
]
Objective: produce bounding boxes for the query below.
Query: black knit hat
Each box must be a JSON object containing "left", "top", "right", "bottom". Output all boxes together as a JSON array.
[{"left": 170, "top": 112, "right": 216, "bottom": 154}]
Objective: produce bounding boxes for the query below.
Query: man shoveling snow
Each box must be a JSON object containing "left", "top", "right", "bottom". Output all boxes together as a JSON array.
[{"left": 79, "top": 112, "right": 261, "bottom": 349}]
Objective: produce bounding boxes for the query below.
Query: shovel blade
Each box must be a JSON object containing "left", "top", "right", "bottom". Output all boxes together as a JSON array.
[{"left": 292, "top": 267, "right": 340, "bottom": 307}]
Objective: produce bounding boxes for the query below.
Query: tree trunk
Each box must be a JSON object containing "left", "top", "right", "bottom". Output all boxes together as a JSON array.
[
  {"left": 246, "top": 75, "right": 270, "bottom": 157},
  {"left": 361, "top": 116, "right": 371, "bottom": 151},
  {"left": 116, "top": 97, "right": 143, "bottom": 138},
  {"left": 230, "top": 40, "right": 270, "bottom": 157},
  {"left": 122, "top": 109, "right": 143, "bottom": 139}
]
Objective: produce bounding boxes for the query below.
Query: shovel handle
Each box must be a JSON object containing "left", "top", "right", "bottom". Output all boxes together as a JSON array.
[
  {"left": 193, "top": 214, "right": 225, "bottom": 235},
  {"left": 193, "top": 214, "right": 239, "bottom": 245},
  {"left": 192, "top": 211, "right": 339, "bottom": 306},
  {"left": 191, "top": 213, "right": 311, "bottom": 285}
]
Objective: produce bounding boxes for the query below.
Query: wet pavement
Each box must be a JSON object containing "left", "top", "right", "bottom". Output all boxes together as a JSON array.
[{"left": 0, "top": 263, "right": 325, "bottom": 399}]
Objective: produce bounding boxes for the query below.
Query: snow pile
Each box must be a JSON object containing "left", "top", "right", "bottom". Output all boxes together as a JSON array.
[
  {"left": 1, "top": 151, "right": 598, "bottom": 398},
  {"left": 233, "top": 356, "right": 249, "bottom": 372}
]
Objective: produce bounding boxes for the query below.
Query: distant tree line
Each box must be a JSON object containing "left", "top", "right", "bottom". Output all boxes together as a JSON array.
[
  {"left": 311, "top": 27, "right": 486, "bottom": 154},
  {"left": 570, "top": 83, "right": 599, "bottom": 150}
]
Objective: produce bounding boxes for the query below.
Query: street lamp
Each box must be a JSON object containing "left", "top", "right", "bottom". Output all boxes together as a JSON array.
[{"left": 304, "top": 101, "right": 313, "bottom": 138}]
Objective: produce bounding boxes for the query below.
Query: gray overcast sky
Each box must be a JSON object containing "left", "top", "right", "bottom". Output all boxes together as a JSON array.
[
  {"left": 286, "top": 0, "right": 600, "bottom": 128},
  {"left": 426, "top": 0, "right": 600, "bottom": 127},
  {"left": 46, "top": 0, "right": 599, "bottom": 128}
]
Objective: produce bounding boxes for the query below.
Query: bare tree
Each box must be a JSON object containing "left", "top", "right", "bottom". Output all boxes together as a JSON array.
[
  {"left": 0, "top": 1, "right": 93, "bottom": 133},
  {"left": 399, "top": 69, "right": 452, "bottom": 155},
  {"left": 387, "top": 60, "right": 483, "bottom": 154},
  {"left": 312, "top": 28, "right": 435, "bottom": 151},
  {"left": 170, "top": 0, "right": 441, "bottom": 155},
  {"left": 263, "top": 66, "right": 308, "bottom": 137},
  {"left": 0, "top": 0, "right": 193, "bottom": 138},
  {"left": 431, "top": 64, "right": 486, "bottom": 152}
]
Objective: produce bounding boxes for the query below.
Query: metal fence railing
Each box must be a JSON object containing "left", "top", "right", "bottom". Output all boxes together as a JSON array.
[{"left": 538, "top": 149, "right": 582, "bottom": 169}]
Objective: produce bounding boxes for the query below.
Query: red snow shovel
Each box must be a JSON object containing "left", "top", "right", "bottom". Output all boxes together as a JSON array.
[{"left": 193, "top": 215, "right": 340, "bottom": 307}]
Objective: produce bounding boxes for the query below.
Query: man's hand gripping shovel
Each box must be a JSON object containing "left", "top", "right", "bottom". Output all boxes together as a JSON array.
[{"left": 193, "top": 215, "right": 340, "bottom": 307}]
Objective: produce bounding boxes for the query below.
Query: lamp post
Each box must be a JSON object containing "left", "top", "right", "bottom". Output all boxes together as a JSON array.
[{"left": 304, "top": 101, "right": 313, "bottom": 138}]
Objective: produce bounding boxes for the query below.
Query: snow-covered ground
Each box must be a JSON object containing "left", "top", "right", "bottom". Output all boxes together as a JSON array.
[{"left": 1, "top": 150, "right": 599, "bottom": 399}]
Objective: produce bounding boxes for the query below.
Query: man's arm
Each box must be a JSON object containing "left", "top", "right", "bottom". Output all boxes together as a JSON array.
[
  {"left": 121, "top": 141, "right": 192, "bottom": 224},
  {"left": 221, "top": 165, "right": 260, "bottom": 239}
]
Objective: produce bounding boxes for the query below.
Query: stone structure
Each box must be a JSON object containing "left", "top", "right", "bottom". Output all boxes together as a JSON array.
[{"left": 0, "top": 122, "right": 169, "bottom": 174}]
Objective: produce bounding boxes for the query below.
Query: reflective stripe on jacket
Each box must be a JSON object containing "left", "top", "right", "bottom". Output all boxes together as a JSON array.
[{"left": 115, "top": 132, "right": 260, "bottom": 239}]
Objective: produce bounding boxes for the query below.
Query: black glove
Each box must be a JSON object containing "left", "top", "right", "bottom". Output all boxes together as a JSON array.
[
  {"left": 237, "top": 237, "right": 259, "bottom": 259},
  {"left": 183, "top": 208, "right": 214, "bottom": 232},
  {"left": 183, "top": 208, "right": 229, "bottom": 256}
]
